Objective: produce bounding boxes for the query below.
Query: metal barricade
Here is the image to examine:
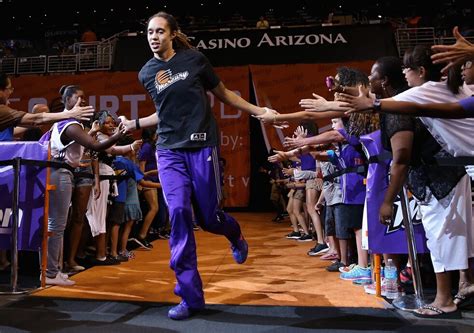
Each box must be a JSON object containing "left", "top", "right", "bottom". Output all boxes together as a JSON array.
[
  {"left": 77, "top": 41, "right": 112, "bottom": 71},
  {"left": 395, "top": 27, "right": 436, "bottom": 57},
  {"left": 16, "top": 56, "right": 47, "bottom": 75},
  {"left": 0, "top": 158, "right": 30, "bottom": 294},
  {"left": 391, "top": 186, "right": 428, "bottom": 310},
  {"left": 47, "top": 54, "right": 78, "bottom": 73},
  {"left": 0, "top": 57, "right": 16, "bottom": 74}
]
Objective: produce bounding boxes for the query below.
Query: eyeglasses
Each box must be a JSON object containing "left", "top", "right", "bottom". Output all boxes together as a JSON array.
[
  {"left": 461, "top": 61, "right": 472, "bottom": 71},
  {"left": 5, "top": 86, "right": 14, "bottom": 92}
]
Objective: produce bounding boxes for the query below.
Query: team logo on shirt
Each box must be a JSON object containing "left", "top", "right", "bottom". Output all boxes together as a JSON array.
[{"left": 155, "top": 69, "right": 189, "bottom": 94}]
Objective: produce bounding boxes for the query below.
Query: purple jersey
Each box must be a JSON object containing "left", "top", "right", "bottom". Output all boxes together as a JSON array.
[
  {"left": 138, "top": 141, "right": 158, "bottom": 182},
  {"left": 300, "top": 153, "right": 316, "bottom": 171},
  {"left": 334, "top": 128, "right": 366, "bottom": 204}
]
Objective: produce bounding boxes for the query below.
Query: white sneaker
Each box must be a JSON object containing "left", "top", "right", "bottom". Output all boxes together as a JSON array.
[
  {"left": 339, "top": 263, "right": 357, "bottom": 273},
  {"left": 45, "top": 273, "right": 76, "bottom": 286}
]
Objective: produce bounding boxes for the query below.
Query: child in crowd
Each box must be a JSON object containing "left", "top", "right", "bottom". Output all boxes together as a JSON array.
[{"left": 109, "top": 136, "right": 162, "bottom": 259}]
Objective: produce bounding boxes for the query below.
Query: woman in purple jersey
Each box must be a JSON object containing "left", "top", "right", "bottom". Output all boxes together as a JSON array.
[{"left": 119, "top": 11, "right": 279, "bottom": 320}]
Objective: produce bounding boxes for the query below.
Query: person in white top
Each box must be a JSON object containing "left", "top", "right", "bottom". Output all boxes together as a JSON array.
[{"left": 44, "top": 84, "right": 126, "bottom": 286}]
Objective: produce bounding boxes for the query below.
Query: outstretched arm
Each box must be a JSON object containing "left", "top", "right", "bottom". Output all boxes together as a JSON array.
[
  {"left": 299, "top": 93, "right": 350, "bottom": 113},
  {"left": 139, "top": 179, "right": 162, "bottom": 189},
  {"left": 341, "top": 86, "right": 472, "bottom": 118},
  {"left": 20, "top": 98, "right": 94, "bottom": 127},
  {"left": 211, "top": 81, "right": 271, "bottom": 116},
  {"left": 119, "top": 113, "right": 159, "bottom": 132},
  {"left": 64, "top": 123, "right": 126, "bottom": 151},
  {"left": 256, "top": 109, "right": 346, "bottom": 124},
  {"left": 377, "top": 100, "right": 467, "bottom": 118},
  {"left": 284, "top": 130, "right": 344, "bottom": 149},
  {"left": 104, "top": 139, "right": 143, "bottom": 156}
]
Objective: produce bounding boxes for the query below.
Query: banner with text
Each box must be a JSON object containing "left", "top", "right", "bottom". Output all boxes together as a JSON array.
[
  {"left": 0, "top": 142, "right": 47, "bottom": 251},
  {"left": 113, "top": 24, "right": 398, "bottom": 70}
]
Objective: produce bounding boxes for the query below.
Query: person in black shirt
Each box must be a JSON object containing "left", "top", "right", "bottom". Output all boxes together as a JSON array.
[{"left": 119, "top": 11, "right": 279, "bottom": 320}]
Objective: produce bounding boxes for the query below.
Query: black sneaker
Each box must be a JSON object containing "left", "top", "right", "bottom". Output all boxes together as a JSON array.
[
  {"left": 307, "top": 243, "right": 329, "bottom": 256},
  {"left": 326, "top": 261, "right": 345, "bottom": 272},
  {"left": 110, "top": 254, "right": 129, "bottom": 262},
  {"left": 131, "top": 237, "right": 153, "bottom": 250},
  {"left": 297, "top": 234, "right": 313, "bottom": 242},
  {"left": 286, "top": 231, "right": 301, "bottom": 239},
  {"left": 89, "top": 256, "right": 121, "bottom": 266}
]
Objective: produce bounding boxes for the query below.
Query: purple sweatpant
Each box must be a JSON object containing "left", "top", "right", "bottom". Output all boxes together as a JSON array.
[{"left": 156, "top": 146, "right": 241, "bottom": 309}]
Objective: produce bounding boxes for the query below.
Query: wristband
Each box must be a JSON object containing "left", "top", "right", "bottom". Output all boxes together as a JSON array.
[
  {"left": 373, "top": 98, "right": 382, "bottom": 112},
  {"left": 135, "top": 118, "right": 141, "bottom": 130}
]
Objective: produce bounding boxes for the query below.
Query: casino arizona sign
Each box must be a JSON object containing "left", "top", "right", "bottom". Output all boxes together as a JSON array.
[{"left": 189, "top": 32, "right": 348, "bottom": 50}]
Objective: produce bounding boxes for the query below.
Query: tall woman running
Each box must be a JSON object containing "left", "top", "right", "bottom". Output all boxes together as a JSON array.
[{"left": 119, "top": 12, "right": 278, "bottom": 320}]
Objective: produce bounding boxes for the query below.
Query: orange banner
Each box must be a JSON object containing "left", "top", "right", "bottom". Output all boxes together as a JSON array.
[
  {"left": 213, "top": 67, "right": 250, "bottom": 207},
  {"left": 250, "top": 61, "right": 374, "bottom": 151}
]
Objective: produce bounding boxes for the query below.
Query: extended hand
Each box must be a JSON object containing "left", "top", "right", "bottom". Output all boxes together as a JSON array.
[
  {"left": 338, "top": 86, "right": 374, "bottom": 114},
  {"left": 283, "top": 136, "right": 306, "bottom": 149},
  {"left": 116, "top": 122, "right": 128, "bottom": 136},
  {"left": 253, "top": 107, "right": 289, "bottom": 129},
  {"left": 431, "top": 26, "right": 474, "bottom": 73},
  {"left": 294, "top": 125, "right": 307, "bottom": 139},
  {"left": 132, "top": 139, "right": 143, "bottom": 151},
  {"left": 66, "top": 97, "right": 95, "bottom": 121},
  {"left": 268, "top": 150, "right": 288, "bottom": 163},
  {"left": 117, "top": 115, "right": 134, "bottom": 132}
]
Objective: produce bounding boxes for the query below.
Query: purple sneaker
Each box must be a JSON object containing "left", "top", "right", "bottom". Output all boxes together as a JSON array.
[
  {"left": 231, "top": 235, "right": 248, "bottom": 264},
  {"left": 168, "top": 301, "right": 195, "bottom": 320}
]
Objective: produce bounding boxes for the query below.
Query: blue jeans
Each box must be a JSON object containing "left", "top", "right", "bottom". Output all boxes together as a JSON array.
[{"left": 47, "top": 168, "right": 73, "bottom": 277}]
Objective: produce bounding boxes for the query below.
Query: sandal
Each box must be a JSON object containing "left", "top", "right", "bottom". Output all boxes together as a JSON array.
[
  {"left": 454, "top": 293, "right": 474, "bottom": 309},
  {"left": 413, "top": 305, "right": 462, "bottom": 319},
  {"left": 320, "top": 252, "right": 339, "bottom": 261}
]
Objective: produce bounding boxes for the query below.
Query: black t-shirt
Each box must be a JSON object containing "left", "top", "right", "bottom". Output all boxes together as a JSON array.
[{"left": 139, "top": 49, "right": 221, "bottom": 149}]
